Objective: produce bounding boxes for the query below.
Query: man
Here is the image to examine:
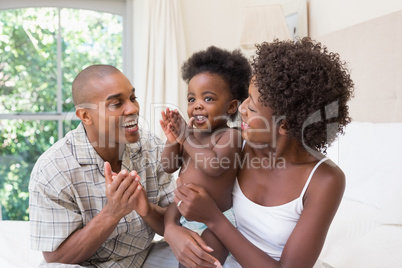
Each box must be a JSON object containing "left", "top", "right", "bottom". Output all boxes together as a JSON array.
[{"left": 29, "top": 65, "right": 176, "bottom": 267}]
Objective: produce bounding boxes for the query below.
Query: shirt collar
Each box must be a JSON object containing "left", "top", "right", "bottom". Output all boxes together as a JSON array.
[{"left": 67, "top": 123, "right": 144, "bottom": 173}]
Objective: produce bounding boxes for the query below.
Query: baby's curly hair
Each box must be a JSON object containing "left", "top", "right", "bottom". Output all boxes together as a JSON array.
[
  {"left": 252, "top": 37, "right": 354, "bottom": 153},
  {"left": 182, "top": 46, "right": 251, "bottom": 121}
]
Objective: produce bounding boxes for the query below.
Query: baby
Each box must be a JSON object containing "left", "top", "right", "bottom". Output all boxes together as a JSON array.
[{"left": 160, "top": 46, "right": 251, "bottom": 266}]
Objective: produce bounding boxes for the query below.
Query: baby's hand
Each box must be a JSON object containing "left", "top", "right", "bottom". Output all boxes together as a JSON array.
[
  {"left": 169, "top": 110, "right": 194, "bottom": 144},
  {"left": 160, "top": 108, "right": 176, "bottom": 143}
]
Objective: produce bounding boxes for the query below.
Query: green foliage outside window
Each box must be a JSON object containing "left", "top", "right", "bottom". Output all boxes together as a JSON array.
[{"left": 0, "top": 7, "right": 123, "bottom": 220}]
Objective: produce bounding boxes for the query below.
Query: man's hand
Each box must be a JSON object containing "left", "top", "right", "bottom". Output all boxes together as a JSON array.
[{"left": 104, "top": 162, "right": 150, "bottom": 219}]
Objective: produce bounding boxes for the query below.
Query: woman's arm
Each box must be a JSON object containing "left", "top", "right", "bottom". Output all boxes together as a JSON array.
[
  {"left": 175, "top": 164, "right": 345, "bottom": 268},
  {"left": 278, "top": 164, "right": 345, "bottom": 267},
  {"left": 174, "top": 181, "right": 278, "bottom": 267},
  {"left": 163, "top": 199, "right": 221, "bottom": 268}
]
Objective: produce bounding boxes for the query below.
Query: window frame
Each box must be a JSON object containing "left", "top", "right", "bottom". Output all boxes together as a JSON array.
[{"left": 0, "top": 0, "right": 133, "bottom": 139}]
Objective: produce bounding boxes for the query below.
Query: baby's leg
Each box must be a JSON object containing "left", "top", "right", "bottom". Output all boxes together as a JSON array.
[{"left": 201, "top": 228, "right": 229, "bottom": 265}]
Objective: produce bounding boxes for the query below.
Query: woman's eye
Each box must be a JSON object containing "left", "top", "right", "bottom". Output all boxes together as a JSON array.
[
  {"left": 205, "top": 97, "right": 213, "bottom": 102},
  {"left": 248, "top": 106, "right": 255, "bottom": 112}
]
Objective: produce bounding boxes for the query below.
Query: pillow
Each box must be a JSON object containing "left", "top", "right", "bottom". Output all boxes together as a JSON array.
[
  {"left": 318, "top": 198, "right": 383, "bottom": 267},
  {"left": 335, "top": 122, "right": 402, "bottom": 224},
  {"left": 333, "top": 224, "right": 402, "bottom": 268}
]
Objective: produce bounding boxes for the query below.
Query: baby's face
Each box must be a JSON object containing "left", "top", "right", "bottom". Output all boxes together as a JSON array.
[{"left": 187, "top": 72, "right": 234, "bottom": 130}]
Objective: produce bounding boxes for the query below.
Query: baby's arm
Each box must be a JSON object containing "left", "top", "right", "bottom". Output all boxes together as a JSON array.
[
  {"left": 160, "top": 108, "right": 182, "bottom": 173},
  {"left": 169, "top": 113, "right": 242, "bottom": 177},
  {"left": 187, "top": 129, "right": 241, "bottom": 177}
]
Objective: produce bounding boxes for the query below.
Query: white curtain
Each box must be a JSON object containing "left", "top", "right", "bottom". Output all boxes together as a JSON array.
[{"left": 130, "top": 0, "right": 187, "bottom": 139}]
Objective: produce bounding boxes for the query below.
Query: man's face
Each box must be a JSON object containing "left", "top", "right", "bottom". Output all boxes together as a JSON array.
[{"left": 86, "top": 72, "right": 140, "bottom": 147}]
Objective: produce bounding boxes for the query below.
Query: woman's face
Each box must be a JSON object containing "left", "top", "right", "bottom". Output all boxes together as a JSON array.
[{"left": 239, "top": 79, "right": 279, "bottom": 147}]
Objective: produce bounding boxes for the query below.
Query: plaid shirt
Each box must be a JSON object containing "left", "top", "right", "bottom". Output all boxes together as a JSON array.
[{"left": 29, "top": 123, "right": 176, "bottom": 267}]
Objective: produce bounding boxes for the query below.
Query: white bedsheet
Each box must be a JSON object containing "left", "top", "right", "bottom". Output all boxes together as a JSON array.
[{"left": 0, "top": 220, "right": 43, "bottom": 268}]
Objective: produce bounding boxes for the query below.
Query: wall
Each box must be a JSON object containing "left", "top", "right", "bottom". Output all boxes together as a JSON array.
[
  {"left": 180, "top": 0, "right": 402, "bottom": 55},
  {"left": 307, "top": 0, "right": 402, "bottom": 38},
  {"left": 179, "top": 0, "right": 242, "bottom": 55},
  {"left": 307, "top": 0, "right": 402, "bottom": 122}
]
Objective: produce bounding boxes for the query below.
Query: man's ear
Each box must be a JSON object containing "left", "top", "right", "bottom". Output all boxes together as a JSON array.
[
  {"left": 227, "top": 99, "right": 240, "bottom": 115},
  {"left": 75, "top": 108, "right": 92, "bottom": 124}
]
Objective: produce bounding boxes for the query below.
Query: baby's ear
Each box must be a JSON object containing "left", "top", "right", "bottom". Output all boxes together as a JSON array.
[{"left": 227, "top": 99, "right": 240, "bottom": 115}]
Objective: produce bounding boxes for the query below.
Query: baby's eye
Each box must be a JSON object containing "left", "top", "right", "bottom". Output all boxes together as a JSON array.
[
  {"left": 204, "top": 97, "right": 213, "bottom": 102},
  {"left": 188, "top": 98, "right": 195, "bottom": 103}
]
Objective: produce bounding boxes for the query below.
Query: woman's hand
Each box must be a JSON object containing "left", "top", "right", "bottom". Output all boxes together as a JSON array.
[
  {"left": 164, "top": 223, "right": 221, "bottom": 268},
  {"left": 174, "top": 178, "right": 221, "bottom": 226}
]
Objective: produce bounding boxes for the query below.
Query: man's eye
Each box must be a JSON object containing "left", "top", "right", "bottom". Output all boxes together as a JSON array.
[
  {"left": 108, "top": 102, "right": 121, "bottom": 111},
  {"left": 131, "top": 97, "right": 137, "bottom": 102}
]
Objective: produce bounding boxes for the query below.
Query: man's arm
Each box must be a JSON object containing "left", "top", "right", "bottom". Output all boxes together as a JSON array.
[
  {"left": 43, "top": 162, "right": 144, "bottom": 264},
  {"left": 136, "top": 194, "right": 167, "bottom": 236},
  {"left": 42, "top": 205, "right": 121, "bottom": 263}
]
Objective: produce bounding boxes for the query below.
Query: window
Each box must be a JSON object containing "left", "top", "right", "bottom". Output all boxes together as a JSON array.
[{"left": 0, "top": 0, "right": 130, "bottom": 220}]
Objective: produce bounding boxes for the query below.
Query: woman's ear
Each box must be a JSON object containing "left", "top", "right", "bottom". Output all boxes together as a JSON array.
[
  {"left": 75, "top": 108, "right": 92, "bottom": 125},
  {"left": 278, "top": 120, "right": 288, "bottom": 135},
  {"left": 227, "top": 99, "right": 240, "bottom": 115}
]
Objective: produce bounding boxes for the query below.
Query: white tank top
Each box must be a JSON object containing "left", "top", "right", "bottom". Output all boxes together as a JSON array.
[{"left": 224, "top": 157, "right": 329, "bottom": 267}]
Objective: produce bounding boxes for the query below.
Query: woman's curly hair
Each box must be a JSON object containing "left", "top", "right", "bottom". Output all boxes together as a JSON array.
[
  {"left": 252, "top": 37, "right": 354, "bottom": 153},
  {"left": 182, "top": 46, "right": 252, "bottom": 120}
]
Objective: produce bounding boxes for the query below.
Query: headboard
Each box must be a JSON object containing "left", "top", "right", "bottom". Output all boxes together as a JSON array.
[{"left": 319, "top": 10, "right": 402, "bottom": 123}]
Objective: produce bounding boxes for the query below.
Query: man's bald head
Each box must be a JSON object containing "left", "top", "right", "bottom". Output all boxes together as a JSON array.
[{"left": 72, "top": 64, "right": 122, "bottom": 106}]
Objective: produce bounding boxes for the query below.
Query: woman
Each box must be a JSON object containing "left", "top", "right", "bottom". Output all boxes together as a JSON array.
[{"left": 164, "top": 37, "right": 354, "bottom": 268}]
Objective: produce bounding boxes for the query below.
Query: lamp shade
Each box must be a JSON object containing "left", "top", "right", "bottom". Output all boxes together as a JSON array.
[{"left": 240, "top": 4, "right": 291, "bottom": 49}]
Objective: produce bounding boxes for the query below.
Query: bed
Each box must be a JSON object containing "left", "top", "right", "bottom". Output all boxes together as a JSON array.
[
  {"left": 315, "top": 9, "right": 402, "bottom": 268},
  {"left": 316, "top": 122, "right": 402, "bottom": 267}
]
